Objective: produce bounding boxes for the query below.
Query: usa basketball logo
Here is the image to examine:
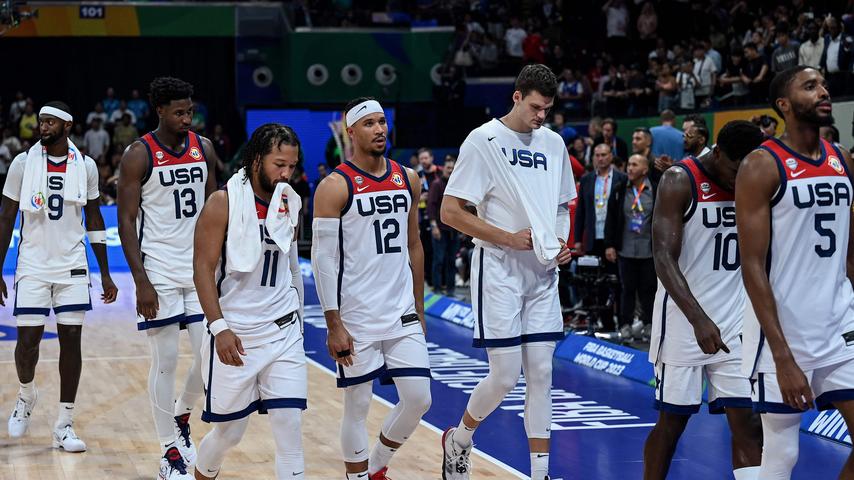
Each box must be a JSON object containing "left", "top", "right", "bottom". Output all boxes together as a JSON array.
[
  {"left": 391, "top": 172, "right": 404, "bottom": 187},
  {"left": 785, "top": 158, "right": 798, "bottom": 170},
  {"left": 155, "top": 151, "right": 165, "bottom": 160},
  {"left": 190, "top": 147, "right": 202, "bottom": 160},
  {"left": 354, "top": 175, "right": 364, "bottom": 185},
  {"left": 700, "top": 182, "right": 711, "bottom": 194},
  {"left": 828, "top": 155, "right": 844, "bottom": 174}
]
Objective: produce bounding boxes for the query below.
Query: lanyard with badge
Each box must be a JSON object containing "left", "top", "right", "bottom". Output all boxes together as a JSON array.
[
  {"left": 595, "top": 173, "right": 609, "bottom": 209},
  {"left": 629, "top": 182, "right": 646, "bottom": 234}
]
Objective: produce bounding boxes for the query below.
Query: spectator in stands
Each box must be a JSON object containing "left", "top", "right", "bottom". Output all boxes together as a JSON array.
[
  {"left": 522, "top": 22, "right": 546, "bottom": 64},
  {"left": 771, "top": 22, "right": 799, "bottom": 73},
  {"left": 1, "top": 127, "right": 21, "bottom": 156},
  {"left": 9, "top": 91, "right": 27, "bottom": 126},
  {"left": 69, "top": 123, "right": 85, "bottom": 149},
  {"left": 603, "top": 0, "right": 630, "bottom": 61},
  {"left": 676, "top": 60, "right": 698, "bottom": 111},
  {"left": 504, "top": 17, "right": 526, "bottom": 59},
  {"left": 718, "top": 49, "right": 750, "bottom": 106},
  {"left": 127, "top": 89, "right": 149, "bottom": 131},
  {"left": 112, "top": 113, "right": 139, "bottom": 153},
  {"left": 636, "top": 2, "right": 658, "bottom": 43},
  {"left": 18, "top": 101, "right": 37, "bottom": 142},
  {"left": 102, "top": 87, "right": 119, "bottom": 118},
  {"left": 605, "top": 153, "right": 656, "bottom": 342},
  {"left": 86, "top": 102, "right": 108, "bottom": 127},
  {"left": 478, "top": 34, "right": 500, "bottom": 71},
  {"left": 821, "top": 16, "right": 852, "bottom": 97},
  {"left": 428, "top": 157, "right": 458, "bottom": 297},
  {"left": 211, "top": 123, "right": 231, "bottom": 162},
  {"left": 625, "top": 64, "right": 653, "bottom": 117},
  {"left": 84, "top": 117, "right": 110, "bottom": 163},
  {"left": 799, "top": 21, "right": 824, "bottom": 69},
  {"left": 753, "top": 114, "right": 778, "bottom": 138},
  {"left": 558, "top": 69, "right": 585, "bottom": 116},
  {"left": 742, "top": 42, "right": 770, "bottom": 104},
  {"left": 547, "top": 111, "right": 578, "bottom": 144},
  {"left": 599, "top": 118, "right": 629, "bottom": 166},
  {"left": 603, "top": 65, "right": 628, "bottom": 116},
  {"left": 570, "top": 137, "right": 589, "bottom": 167},
  {"left": 192, "top": 101, "right": 208, "bottom": 133},
  {"left": 655, "top": 62, "right": 678, "bottom": 113},
  {"left": 417, "top": 147, "right": 441, "bottom": 286},
  {"left": 683, "top": 121, "right": 710, "bottom": 158},
  {"left": 651, "top": 109, "right": 683, "bottom": 172},
  {"left": 702, "top": 39, "right": 723, "bottom": 73},
  {"left": 692, "top": 44, "right": 717, "bottom": 109},
  {"left": 631, "top": 127, "right": 658, "bottom": 184},
  {"left": 574, "top": 143, "right": 626, "bottom": 333}
]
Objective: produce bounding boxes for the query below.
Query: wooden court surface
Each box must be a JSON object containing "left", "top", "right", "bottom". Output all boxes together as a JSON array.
[{"left": 0, "top": 287, "right": 516, "bottom": 479}]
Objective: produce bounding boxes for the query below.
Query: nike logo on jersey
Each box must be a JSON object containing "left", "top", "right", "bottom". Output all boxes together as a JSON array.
[
  {"left": 356, "top": 185, "right": 370, "bottom": 193},
  {"left": 701, "top": 193, "right": 717, "bottom": 200},
  {"left": 791, "top": 169, "right": 806, "bottom": 177},
  {"left": 157, "top": 159, "right": 169, "bottom": 166},
  {"left": 488, "top": 136, "right": 496, "bottom": 141}
]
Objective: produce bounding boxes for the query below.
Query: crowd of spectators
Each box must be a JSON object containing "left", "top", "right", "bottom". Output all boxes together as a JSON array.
[{"left": 0, "top": 88, "right": 234, "bottom": 205}]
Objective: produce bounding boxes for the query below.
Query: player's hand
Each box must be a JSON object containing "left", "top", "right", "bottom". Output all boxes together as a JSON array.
[
  {"left": 0, "top": 276, "right": 7, "bottom": 307},
  {"left": 327, "top": 324, "right": 356, "bottom": 367},
  {"left": 215, "top": 329, "right": 246, "bottom": 367},
  {"left": 506, "top": 229, "right": 533, "bottom": 251},
  {"left": 135, "top": 279, "right": 160, "bottom": 320},
  {"left": 556, "top": 239, "right": 573, "bottom": 265},
  {"left": 101, "top": 275, "right": 118, "bottom": 304},
  {"left": 776, "top": 357, "right": 814, "bottom": 410},
  {"left": 692, "top": 317, "right": 730, "bottom": 355},
  {"left": 605, "top": 247, "right": 618, "bottom": 263},
  {"left": 655, "top": 155, "right": 673, "bottom": 172},
  {"left": 431, "top": 226, "right": 442, "bottom": 241}
]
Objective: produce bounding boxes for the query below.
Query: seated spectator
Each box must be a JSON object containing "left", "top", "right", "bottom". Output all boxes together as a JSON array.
[
  {"left": 569, "top": 137, "right": 589, "bottom": 167},
  {"left": 86, "top": 102, "right": 108, "bottom": 127},
  {"left": 112, "top": 113, "right": 139, "bottom": 152}
]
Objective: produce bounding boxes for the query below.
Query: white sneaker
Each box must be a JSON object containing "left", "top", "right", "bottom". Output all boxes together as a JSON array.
[
  {"left": 441, "top": 427, "right": 471, "bottom": 480},
  {"left": 8, "top": 391, "right": 37, "bottom": 438},
  {"left": 174, "top": 413, "right": 196, "bottom": 465},
  {"left": 52, "top": 424, "right": 87, "bottom": 452},
  {"left": 158, "top": 446, "right": 194, "bottom": 480},
  {"left": 619, "top": 324, "right": 634, "bottom": 342}
]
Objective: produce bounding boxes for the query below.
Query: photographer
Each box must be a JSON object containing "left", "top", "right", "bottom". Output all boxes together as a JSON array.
[{"left": 605, "top": 154, "right": 656, "bottom": 342}]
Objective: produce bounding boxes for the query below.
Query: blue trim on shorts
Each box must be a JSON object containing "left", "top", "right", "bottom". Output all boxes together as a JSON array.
[
  {"left": 753, "top": 373, "right": 805, "bottom": 414},
  {"left": 379, "top": 367, "right": 432, "bottom": 385},
  {"left": 205, "top": 335, "right": 214, "bottom": 417},
  {"left": 13, "top": 307, "right": 51, "bottom": 316},
  {"left": 54, "top": 302, "right": 93, "bottom": 314},
  {"left": 260, "top": 398, "right": 308, "bottom": 412},
  {"left": 475, "top": 248, "right": 485, "bottom": 343},
  {"left": 337, "top": 364, "right": 387, "bottom": 388},
  {"left": 202, "top": 399, "right": 262, "bottom": 423},
  {"left": 653, "top": 400, "right": 700, "bottom": 415},
  {"left": 182, "top": 314, "right": 205, "bottom": 326},
  {"left": 708, "top": 397, "right": 752, "bottom": 414},
  {"left": 521, "top": 332, "right": 565, "bottom": 343},
  {"left": 137, "top": 313, "right": 186, "bottom": 331},
  {"left": 473, "top": 336, "right": 522, "bottom": 348},
  {"left": 816, "top": 389, "right": 854, "bottom": 411}
]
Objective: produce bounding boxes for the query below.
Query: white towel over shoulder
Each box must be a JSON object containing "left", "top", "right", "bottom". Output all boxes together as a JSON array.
[
  {"left": 225, "top": 168, "right": 301, "bottom": 274},
  {"left": 20, "top": 139, "right": 88, "bottom": 214}
]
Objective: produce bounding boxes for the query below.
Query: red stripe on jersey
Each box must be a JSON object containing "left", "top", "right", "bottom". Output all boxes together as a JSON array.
[
  {"left": 678, "top": 156, "right": 734, "bottom": 202},
  {"left": 335, "top": 159, "right": 409, "bottom": 195},
  {"left": 141, "top": 132, "right": 206, "bottom": 168},
  {"left": 256, "top": 198, "right": 269, "bottom": 219},
  {"left": 761, "top": 137, "right": 847, "bottom": 180},
  {"left": 47, "top": 162, "right": 67, "bottom": 173}
]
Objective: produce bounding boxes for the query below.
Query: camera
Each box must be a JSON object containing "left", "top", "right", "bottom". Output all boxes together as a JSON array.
[{"left": 562, "top": 255, "right": 620, "bottom": 338}]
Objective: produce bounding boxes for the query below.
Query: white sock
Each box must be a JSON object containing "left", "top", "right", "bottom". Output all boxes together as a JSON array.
[
  {"left": 530, "top": 452, "right": 549, "bottom": 480},
  {"left": 733, "top": 466, "right": 760, "bottom": 480},
  {"left": 55, "top": 402, "right": 74, "bottom": 429},
  {"left": 19, "top": 381, "right": 36, "bottom": 402},
  {"left": 346, "top": 472, "right": 368, "bottom": 480},
  {"left": 368, "top": 441, "right": 397, "bottom": 474},
  {"left": 161, "top": 440, "right": 177, "bottom": 455},
  {"left": 453, "top": 421, "right": 476, "bottom": 448}
]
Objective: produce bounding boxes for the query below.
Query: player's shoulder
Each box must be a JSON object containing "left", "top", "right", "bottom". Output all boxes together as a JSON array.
[
  {"left": 82, "top": 154, "right": 98, "bottom": 169},
  {"left": 10, "top": 151, "right": 27, "bottom": 166},
  {"left": 534, "top": 124, "right": 566, "bottom": 147},
  {"left": 464, "top": 120, "right": 499, "bottom": 144},
  {"left": 317, "top": 168, "right": 350, "bottom": 193}
]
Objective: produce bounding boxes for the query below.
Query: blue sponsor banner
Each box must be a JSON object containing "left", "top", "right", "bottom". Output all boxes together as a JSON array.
[
  {"left": 424, "top": 292, "right": 474, "bottom": 329},
  {"left": 556, "top": 334, "right": 655, "bottom": 386},
  {"left": 2, "top": 205, "right": 128, "bottom": 275},
  {"left": 803, "top": 409, "right": 852, "bottom": 446}
]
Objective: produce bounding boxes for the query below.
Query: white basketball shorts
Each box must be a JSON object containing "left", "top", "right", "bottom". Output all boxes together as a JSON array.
[
  {"left": 336, "top": 330, "right": 431, "bottom": 388},
  {"left": 136, "top": 283, "right": 203, "bottom": 331},
  {"left": 14, "top": 277, "right": 91, "bottom": 326},
  {"left": 753, "top": 356, "right": 854, "bottom": 413},
  {"left": 654, "top": 354, "right": 752, "bottom": 415}
]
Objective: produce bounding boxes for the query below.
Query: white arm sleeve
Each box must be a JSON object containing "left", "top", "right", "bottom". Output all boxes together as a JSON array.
[
  {"left": 311, "top": 217, "right": 340, "bottom": 312},
  {"left": 289, "top": 241, "right": 305, "bottom": 326},
  {"left": 556, "top": 203, "right": 570, "bottom": 242}
]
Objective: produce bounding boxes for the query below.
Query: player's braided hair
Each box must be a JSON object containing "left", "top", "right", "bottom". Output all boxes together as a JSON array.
[
  {"left": 149, "top": 77, "right": 194, "bottom": 108},
  {"left": 241, "top": 123, "right": 301, "bottom": 175}
]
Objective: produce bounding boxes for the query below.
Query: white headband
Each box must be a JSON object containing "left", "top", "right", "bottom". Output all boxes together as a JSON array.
[
  {"left": 345, "top": 100, "right": 383, "bottom": 127},
  {"left": 39, "top": 106, "right": 72, "bottom": 122}
]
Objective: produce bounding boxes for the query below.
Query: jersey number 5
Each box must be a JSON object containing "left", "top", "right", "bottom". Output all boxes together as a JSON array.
[{"left": 814, "top": 213, "right": 836, "bottom": 257}]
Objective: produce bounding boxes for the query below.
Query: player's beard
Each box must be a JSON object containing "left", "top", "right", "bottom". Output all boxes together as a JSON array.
[
  {"left": 40, "top": 132, "right": 62, "bottom": 146},
  {"left": 794, "top": 101, "right": 835, "bottom": 127},
  {"left": 258, "top": 167, "right": 280, "bottom": 194}
]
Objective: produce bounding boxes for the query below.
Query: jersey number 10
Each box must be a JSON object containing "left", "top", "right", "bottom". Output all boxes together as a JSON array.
[{"left": 712, "top": 232, "right": 740, "bottom": 271}]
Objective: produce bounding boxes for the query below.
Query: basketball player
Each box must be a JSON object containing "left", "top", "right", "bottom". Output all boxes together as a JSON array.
[
  {"left": 192, "top": 123, "right": 307, "bottom": 480},
  {"left": 644, "top": 120, "right": 765, "bottom": 480},
  {"left": 312, "top": 97, "right": 431, "bottom": 480},
  {"left": 439, "top": 64, "right": 575, "bottom": 480},
  {"left": 738, "top": 66, "right": 854, "bottom": 478},
  {"left": 118, "top": 77, "right": 219, "bottom": 479},
  {"left": 0, "top": 101, "right": 117, "bottom": 451}
]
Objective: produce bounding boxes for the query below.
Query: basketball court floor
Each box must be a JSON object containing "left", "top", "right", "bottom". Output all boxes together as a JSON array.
[{"left": 0, "top": 272, "right": 849, "bottom": 479}]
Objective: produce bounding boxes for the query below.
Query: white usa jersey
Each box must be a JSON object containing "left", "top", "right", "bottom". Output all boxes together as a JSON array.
[
  {"left": 216, "top": 195, "right": 300, "bottom": 349},
  {"left": 743, "top": 138, "right": 854, "bottom": 376},
  {"left": 3, "top": 151, "right": 99, "bottom": 284},
  {"left": 651, "top": 157, "right": 744, "bottom": 366},
  {"left": 333, "top": 159, "right": 419, "bottom": 342},
  {"left": 443, "top": 118, "right": 576, "bottom": 251},
  {"left": 137, "top": 132, "right": 208, "bottom": 288}
]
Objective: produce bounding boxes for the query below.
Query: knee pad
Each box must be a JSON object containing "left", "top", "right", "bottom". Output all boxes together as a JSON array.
[
  {"left": 381, "top": 377, "right": 431, "bottom": 444},
  {"left": 467, "top": 347, "right": 522, "bottom": 421},
  {"left": 56, "top": 311, "right": 85, "bottom": 326},
  {"left": 148, "top": 326, "right": 180, "bottom": 373},
  {"left": 269, "top": 409, "right": 304, "bottom": 453},
  {"left": 759, "top": 413, "right": 800, "bottom": 478},
  {"left": 196, "top": 418, "right": 250, "bottom": 476},
  {"left": 342, "top": 383, "right": 373, "bottom": 462},
  {"left": 16, "top": 314, "right": 46, "bottom": 327}
]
